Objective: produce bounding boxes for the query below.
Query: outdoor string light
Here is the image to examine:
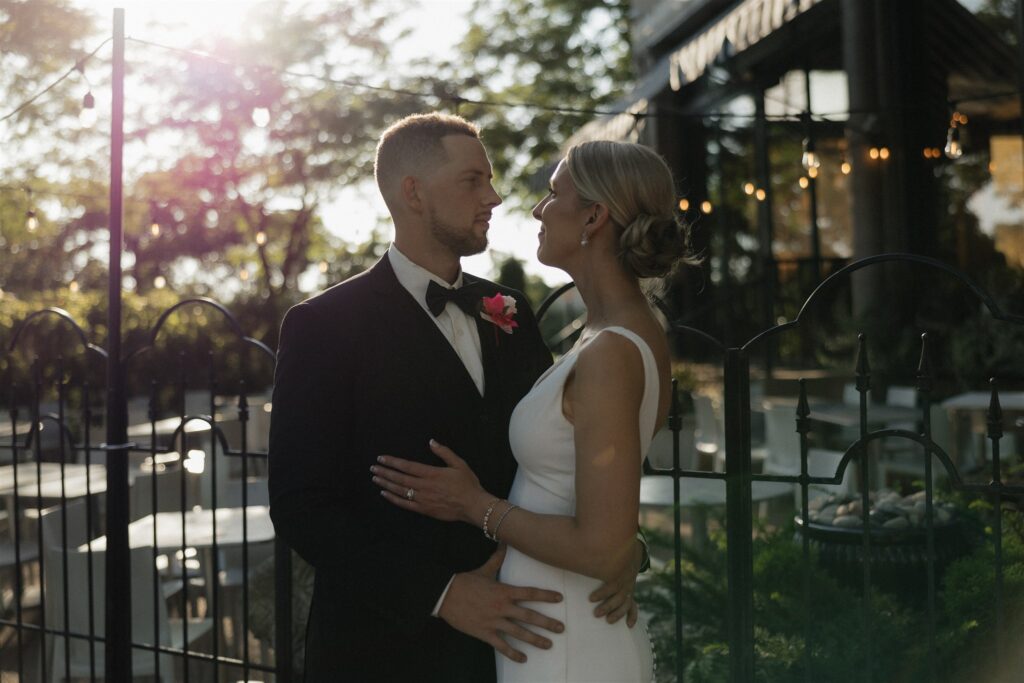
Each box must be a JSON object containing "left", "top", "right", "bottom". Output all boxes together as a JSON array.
[
  {"left": 256, "top": 230, "right": 267, "bottom": 245},
  {"left": 24, "top": 188, "right": 38, "bottom": 232},
  {"left": 700, "top": 200, "right": 713, "bottom": 214},
  {"left": 678, "top": 198, "right": 690, "bottom": 211},
  {"left": 755, "top": 188, "right": 767, "bottom": 201},
  {"left": 944, "top": 116, "right": 964, "bottom": 159},
  {"left": 75, "top": 59, "right": 97, "bottom": 128},
  {"left": 743, "top": 182, "right": 755, "bottom": 195},
  {"left": 800, "top": 137, "right": 820, "bottom": 172}
]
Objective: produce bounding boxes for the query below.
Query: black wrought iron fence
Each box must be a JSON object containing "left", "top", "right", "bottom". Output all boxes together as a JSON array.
[
  {"left": 0, "top": 300, "right": 292, "bottom": 682},
  {"left": 2, "top": 252, "right": 1022, "bottom": 683}
]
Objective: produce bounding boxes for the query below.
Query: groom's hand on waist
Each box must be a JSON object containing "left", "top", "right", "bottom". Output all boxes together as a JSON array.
[{"left": 438, "top": 545, "right": 564, "bottom": 664}]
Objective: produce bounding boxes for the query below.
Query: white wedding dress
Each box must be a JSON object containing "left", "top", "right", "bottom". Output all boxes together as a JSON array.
[{"left": 498, "top": 327, "right": 657, "bottom": 683}]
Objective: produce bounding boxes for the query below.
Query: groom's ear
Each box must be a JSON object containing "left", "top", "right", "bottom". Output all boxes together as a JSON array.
[{"left": 401, "top": 175, "right": 424, "bottom": 213}]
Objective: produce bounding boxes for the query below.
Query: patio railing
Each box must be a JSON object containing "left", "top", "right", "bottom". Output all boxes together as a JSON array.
[{"left": 1, "top": 252, "right": 1022, "bottom": 682}]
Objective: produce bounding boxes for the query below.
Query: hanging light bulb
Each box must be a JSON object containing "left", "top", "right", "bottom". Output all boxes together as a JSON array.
[
  {"left": 840, "top": 155, "right": 852, "bottom": 175},
  {"left": 755, "top": 188, "right": 767, "bottom": 201},
  {"left": 256, "top": 231, "right": 267, "bottom": 246},
  {"left": 150, "top": 221, "right": 160, "bottom": 237},
  {"left": 743, "top": 182, "right": 755, "bottom": 195},
  {"left": 801, "top": 138, "right": 821, "bottom": 171},
  {"left": 879, "top": 147, "right": 891, "bottom": 161},
  {"left": 26, "top": 210, "right": 38, "bottom": 232},
  {"left": 944, "top": 124, "right": 963, "bottom": 159},
  {"left": 700, "top": 200, "right": 713, "bottom": 214},
  {"left": 318, "top": 260, "right": 329, "bottom": 274},
  {"left": 69, "top": 280, "right": 79, "bottom": 293},
  {"left": 869, "top": 147, "right": 880, "bottom": 160},
  {"left": 79, "top": 91, "right": 96, "bottom": 128},
  {"left": 678, "top": 198, "right": 690, "bottom": 211},
  {"left": 239, "top": 267, "right": 250, "bottom": 282},
  {"left": 798, "top": 176, "right": 809, "bottom": 189},
  {"left": 154, "top": 275, "right": 167, "bottom": 289},
  {"left": 807, "top": 166, "right": 819, "bottom": 179}
]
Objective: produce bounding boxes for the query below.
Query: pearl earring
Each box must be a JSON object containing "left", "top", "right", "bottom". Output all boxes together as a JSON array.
[{"left": 580, "top": 233, "right": 589, "bottom": 246}]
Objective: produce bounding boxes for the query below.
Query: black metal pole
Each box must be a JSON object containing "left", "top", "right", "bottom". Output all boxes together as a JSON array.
[
  {"left": 724, "top": 348, "right": 754, "bottom": 683},
  {"left": 804, "top": 71, "right": 821, "bottom": 285},
  {"left": 1018, "top": 0, "right": 1024, "bottom": 184},
  {"left": 105, "top": 7, "right": 131, "bottom": 682}
]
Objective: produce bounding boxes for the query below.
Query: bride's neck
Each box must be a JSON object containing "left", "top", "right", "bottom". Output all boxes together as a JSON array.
[{"left": 574, "top": 263, "right": 645, "bottom": 328}]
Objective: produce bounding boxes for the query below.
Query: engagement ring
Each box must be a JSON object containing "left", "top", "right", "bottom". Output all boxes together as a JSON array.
[{"left": 405, "top": 488, "right": 416, "bottom": 501}]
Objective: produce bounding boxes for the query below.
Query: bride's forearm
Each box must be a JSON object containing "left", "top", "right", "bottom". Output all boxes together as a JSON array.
[{"left": 468, "top": 499, "right": 634, "bottom": 582}]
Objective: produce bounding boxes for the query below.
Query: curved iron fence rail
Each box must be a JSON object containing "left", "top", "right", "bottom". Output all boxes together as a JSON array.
[
  {"left": 536, "top": 253, "right": 1024, "bottom": 683},
  {"left": 2, "top": 253, "right": 1021, "bottom": 682},
  {"left": 0, "top": 298, "right": 287, "bottom": 682}
]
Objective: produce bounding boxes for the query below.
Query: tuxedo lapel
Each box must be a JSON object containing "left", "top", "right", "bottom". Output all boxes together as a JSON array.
[{"left": 368, "top": 257, "right": 485, "bottom": 402}]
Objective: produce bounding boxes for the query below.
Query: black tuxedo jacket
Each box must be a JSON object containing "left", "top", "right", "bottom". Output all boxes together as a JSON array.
[{"left": 268, "top": 256, "right": 553, "bottom": 682}]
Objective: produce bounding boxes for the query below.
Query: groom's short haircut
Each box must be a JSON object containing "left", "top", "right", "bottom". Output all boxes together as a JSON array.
[{"left": 375, "top": 113, "right": 480, "bottom": 204}]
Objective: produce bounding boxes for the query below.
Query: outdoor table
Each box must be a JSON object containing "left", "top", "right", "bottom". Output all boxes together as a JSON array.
[
  {"left": 941, "top": 391, "right": 1024, "bottom": 467},
  {"left": 640, "top": 476, "right": 793, "bottom": 549},
  {"left": 0, "top": 463, "right": 108, "bottom": 501},
  {"left": 80, "top": 505, "right": 274, "bottom": 552},
  {"left": 759, "top": 396, "right": 921, "bottom": 430}
]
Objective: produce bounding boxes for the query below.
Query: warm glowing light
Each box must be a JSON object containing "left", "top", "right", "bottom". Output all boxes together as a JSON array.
[
  {"left": 256, "top": 231, "right": 267, "bottom": 245},
  {"left": 318, "top": 260, "right": 329, "bottom": 274},
  {"left": 150, "top": 222, "right": 160, "bottom": 237},
  {"left": 841, "top": 160, "right": 852, "bottom": 175},
  {"left": 755, "top": 188, "right": 766, "bottom": 201},
  {"left": 26, "top": 211, "right": 38, "bottom": 232},
  {"left": 869, "top": 147, "right": 880, "bottom": 160},
  {"left": 743, "top": 182, "right": 755, "bottom": 195},
  {"left": 801, "top": 138, "right": 821, "bottom": 171},
  {"left": 988, "top": 161, "right": 996, "bottom": 173},
  {"left": 700, "top": 200, "right": 712, "bottom": 214},
  {"left": 945, "top": 126, "right": 963, "bottom": 159},
  {"left": 240, "top": 267, "right": 250, "bottom": 281},
  {"left": 154, "top": 275, "right": 167, "bottom": 289},
  {"left": 807, "top": 166, "right": 818, "bottom": 179},
  {"left": 69, "top": 280, "right": 79, "bottom": 293},
  {"left": 798, "top": 177, "right": 809, "bottom": 189},
  {"left": 678, "top": 198, "right": 690, "bottom": 211},
  {"left": 879, "top": 147, "right": 890, "bottom": 160},
  {"left": 79, "top": 92, "right": 97, "bottom": 128},
  {"left": 251, "top": 107, "right": 270, "bottom": 128}
]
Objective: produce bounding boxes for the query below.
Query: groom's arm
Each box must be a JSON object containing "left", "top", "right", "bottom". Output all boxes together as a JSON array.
[{"left": 269, "top": 302, "right": 453, "bottom": 630}]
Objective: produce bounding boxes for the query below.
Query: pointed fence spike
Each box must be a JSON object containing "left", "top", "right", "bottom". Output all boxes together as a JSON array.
[
  {"left": 916, "top": 333, "right": 933, "bottom": 394},
  {"left": 855, "top": 334, "right": 871, "bottom": 392},
  {"left": 796, "top": 379, "right": 810, "bottom": 434},
  {"left": 988, "top": 378, "right": 1003, "bottom": 440}
]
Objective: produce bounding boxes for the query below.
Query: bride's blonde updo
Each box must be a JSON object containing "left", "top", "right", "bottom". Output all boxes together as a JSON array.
[{"left": 565, "top": 140, "right": 695, "bottom": 279}]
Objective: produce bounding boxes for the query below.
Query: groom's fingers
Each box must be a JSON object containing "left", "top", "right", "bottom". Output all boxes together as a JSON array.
[
  {"left": 490, "top": 634, "right": 528, "bottom": 664},
  {"left": 626, "top": 601, "right": 639, "bottom": 628},
  {"left": 508, "top": 585, "right": 563, "bottom": 605},
  {"left": 510, "top": 605, "right": 564, "bottom": 636},
  {"left": 500, "top": 619, "right": 553, "bottom": 651}
]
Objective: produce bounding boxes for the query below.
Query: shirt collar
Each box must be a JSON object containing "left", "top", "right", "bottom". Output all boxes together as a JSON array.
[{"left": 387, "top": 244, "right": 465, "bottom": 311}]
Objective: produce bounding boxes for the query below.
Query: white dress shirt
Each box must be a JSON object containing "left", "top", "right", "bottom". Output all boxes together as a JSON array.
[
  {"left": 387, "top": 244, "right": 484, "bottom": 616},
  {"left": 388, "top": 244, "right": 485, "bottom": 396}
]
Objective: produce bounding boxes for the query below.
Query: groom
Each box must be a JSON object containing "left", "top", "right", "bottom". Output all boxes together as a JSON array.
[{"left": 270, "top": 113, "right": 636, "bottom": 682}]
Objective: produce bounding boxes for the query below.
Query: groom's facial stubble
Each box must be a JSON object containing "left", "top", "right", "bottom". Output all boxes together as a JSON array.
[{"left": 420, "top": 135, "right": 502, "bottom": 259}]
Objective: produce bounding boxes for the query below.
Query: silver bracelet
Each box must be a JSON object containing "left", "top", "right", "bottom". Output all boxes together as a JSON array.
[
  {"left": 491, "top": 503, "right": 518, "bottom": 541},
  {"left": 482, "top": 498, "right": 501, "bottom": 540}
]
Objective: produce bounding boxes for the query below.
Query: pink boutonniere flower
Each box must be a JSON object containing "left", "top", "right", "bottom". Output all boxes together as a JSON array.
[{"left": 480, "top": 293, "right": 519, "bottom": 334}]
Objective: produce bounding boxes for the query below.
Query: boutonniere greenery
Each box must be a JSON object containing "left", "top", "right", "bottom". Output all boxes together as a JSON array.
[{"left": 480, "top": 293, "right": 518, "bottom": 334}]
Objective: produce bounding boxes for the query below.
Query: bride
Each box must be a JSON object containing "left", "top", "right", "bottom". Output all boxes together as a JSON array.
[{"left": 373, "top": 140, "right": 694, "bottom": 682}]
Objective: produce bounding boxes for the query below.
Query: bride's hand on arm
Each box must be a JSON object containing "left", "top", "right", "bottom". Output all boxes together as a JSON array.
[{"left": 372, "top": 440, "right": 493, "bottom": 524}]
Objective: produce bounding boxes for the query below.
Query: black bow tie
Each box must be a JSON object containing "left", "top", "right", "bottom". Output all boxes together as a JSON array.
[{"left": 426, "top": 279, "right": 485, "bottom": 317}]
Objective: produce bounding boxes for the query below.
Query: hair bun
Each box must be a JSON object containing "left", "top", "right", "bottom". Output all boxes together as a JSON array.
[{"left": 618, "top": 213, "right": 687, "bottom": 279}]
